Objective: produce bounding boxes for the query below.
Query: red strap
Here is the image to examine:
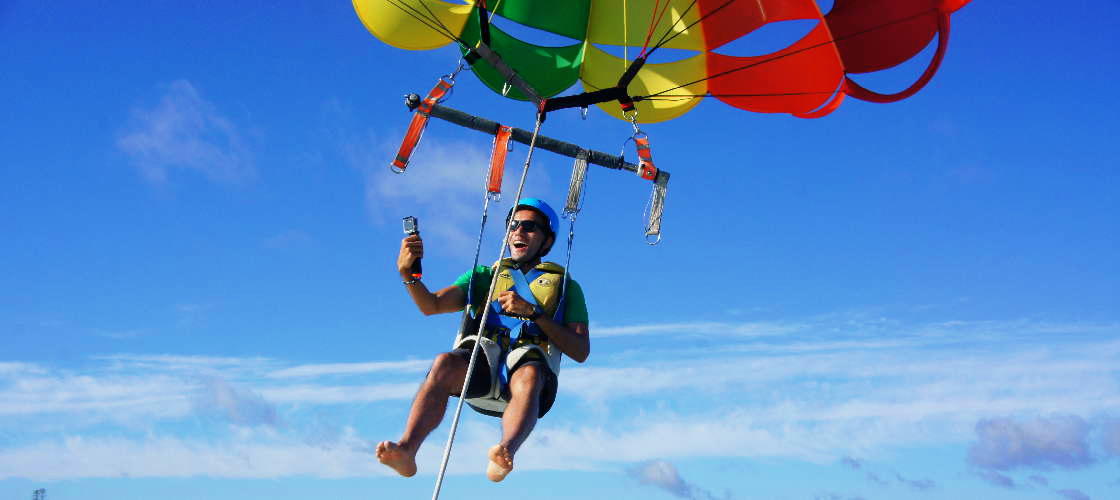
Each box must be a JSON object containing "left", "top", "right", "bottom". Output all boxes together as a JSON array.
[
  {"left": 392, "top": 79, "right": 453, "bottom": 172},
  {"left": 634, "top": 136, "right": 658, "bottom": 181},
  {"left": 487, "top": 125, "right": 512, "bottom": 195}
]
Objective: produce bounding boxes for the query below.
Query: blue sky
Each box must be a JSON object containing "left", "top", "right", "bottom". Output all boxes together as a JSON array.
[{"left": 2, "top": 1, "right": 1118, "bottom": 499}]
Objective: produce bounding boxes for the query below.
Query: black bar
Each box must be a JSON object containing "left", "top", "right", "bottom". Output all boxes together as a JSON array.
[{"left": 404, "top": 93, "right": 672, "bottom": 184}]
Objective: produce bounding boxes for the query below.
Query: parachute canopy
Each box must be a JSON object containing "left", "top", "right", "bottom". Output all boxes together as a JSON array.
[{"left": 355, "top": 0, "right": 970, "bottom": 122}]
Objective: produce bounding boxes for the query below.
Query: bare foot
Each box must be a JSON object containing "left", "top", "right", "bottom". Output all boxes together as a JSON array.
[
  {"left": 376, "top": 441, "right": 417, "bottom": 477},
  {"left": 486, "top": 444, "right": 513, "bottom": 482}
]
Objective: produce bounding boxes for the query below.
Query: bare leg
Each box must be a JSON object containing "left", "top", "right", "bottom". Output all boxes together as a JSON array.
[
  {"left": 487, "top": 363, "right": 544, "bottom": 482},
  {"left": 377, "top": 352, "right": 469, "bottom": 477}
]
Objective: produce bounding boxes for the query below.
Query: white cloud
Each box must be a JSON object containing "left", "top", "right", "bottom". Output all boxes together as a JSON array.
[
  {"left": 263, "top": 229, "right": 314, "bottom": 250},
  {"left": 2, "top": 317, "right": 1116, "bottom": 480},
  {"left": 0, "top": 362, "right": 45, "bottom": 376},
  {"left": 117, "top": 80, "right": 255, "bottom": 185},
  {"left": 628, "top": 460, "right": 727, "bottom": 500},
  {"left": 348, "top": 130, "right": 500, "bottom": 250},
  {"left": 195, "top": 377, "right": 277, "bottom": 427},
  {"left": 344, "top": 124, "right": 560, "bottom": 257},
  {"left": 260, "top": 382, "right": 416, "bottom": 404},
  {"left": 591, "top": 320, "right": 803, "bottom": 338},
  {"left": 267, "top": 360, "right": 429, "bottom": 378},
  {"left": 968, "top": 415, "right": 1094, "bottom": 471},
  {"left": 0, "top": 430, "right": 379, "bottom": 480},
  {"left": 0, "top": 372, "right": 193, "bottom": 420},
  {"left": 1103, "top": 419, "right": 1120, "bottom": 457},
  {"left": 95, "top": 353, "right": 274, "bottom": 376}
]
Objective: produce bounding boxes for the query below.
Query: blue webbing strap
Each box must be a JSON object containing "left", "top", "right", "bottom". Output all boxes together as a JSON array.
[{"left": 483, "top": 266, "right": 549, "bottom": 387}]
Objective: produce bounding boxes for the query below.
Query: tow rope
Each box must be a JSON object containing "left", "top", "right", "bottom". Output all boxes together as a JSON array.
[{"left": 431, "top": 112, "right": 547, "bottom": 500}]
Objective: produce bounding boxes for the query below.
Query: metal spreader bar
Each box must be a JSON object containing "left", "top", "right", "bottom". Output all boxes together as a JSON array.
[{"left": 403, "top": 93, "right": 672, "bottom": 186}]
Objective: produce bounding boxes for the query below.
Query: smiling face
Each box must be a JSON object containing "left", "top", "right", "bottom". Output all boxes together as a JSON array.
[{"left": 508, "top": 208, "right": 553, "bottom": 263}]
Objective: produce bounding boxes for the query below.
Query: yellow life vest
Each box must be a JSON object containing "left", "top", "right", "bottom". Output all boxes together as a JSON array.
[{"left": 453, "top": 259, "right": 567, "bottom": 416}]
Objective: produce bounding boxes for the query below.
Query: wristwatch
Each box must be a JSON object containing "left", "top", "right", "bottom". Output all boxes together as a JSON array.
[{"left": 527, "top": 308, "right": 543, "bottom": 321}]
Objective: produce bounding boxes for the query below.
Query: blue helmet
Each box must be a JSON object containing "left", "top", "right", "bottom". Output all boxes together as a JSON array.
[
  {"left": 508, "top": 198, "right": 559, "bottom": 257},
  {"left": 510, "top": 198, "right": 559, "bottom": 236}
]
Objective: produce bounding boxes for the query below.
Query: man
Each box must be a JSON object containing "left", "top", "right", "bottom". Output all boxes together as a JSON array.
[{"left": 376, "top": 198, "right": 590, "bottom": 482}]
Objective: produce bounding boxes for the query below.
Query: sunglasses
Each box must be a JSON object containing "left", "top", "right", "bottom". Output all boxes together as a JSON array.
[{"left": 508, "top": 219, "right": 542, "bottom": 233}]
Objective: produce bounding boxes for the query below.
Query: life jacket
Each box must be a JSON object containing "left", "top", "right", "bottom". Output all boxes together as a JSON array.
[{"left": 453, "top": 258, "right": 567, "bottom": 417}]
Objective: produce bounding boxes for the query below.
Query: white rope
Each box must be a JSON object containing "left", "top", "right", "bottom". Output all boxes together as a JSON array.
[
  {"left": 559, "top": 159, "right": 586, "bottom": 304},
  {"left": 564, "top": 150, "right": 588, "bottom": 219},
  {"left": 430, "top": 114, "right": 546, "bottom": 500}
]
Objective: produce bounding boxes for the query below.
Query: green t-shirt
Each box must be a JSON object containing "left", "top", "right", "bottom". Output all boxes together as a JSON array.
[{"left": 453, "top": 264, "right": 589, "bottom": 324}]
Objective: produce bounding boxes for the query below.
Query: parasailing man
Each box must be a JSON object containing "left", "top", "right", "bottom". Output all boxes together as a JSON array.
[{"left": 376, "top": 198, "right": 590, "bottom": 482}]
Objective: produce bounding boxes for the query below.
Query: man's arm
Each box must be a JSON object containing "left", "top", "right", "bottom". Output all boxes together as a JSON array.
[
  {"left": 398, "top": 235, "right": 466, "bottom": 316},
  {"left": 535, "top": 318, "right": 590, "bottom": 363},
  {"left": 495, "top": 291, "right": 591, "bottom": 363}
]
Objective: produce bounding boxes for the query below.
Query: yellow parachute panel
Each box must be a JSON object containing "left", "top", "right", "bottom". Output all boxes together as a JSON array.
[
  {"left": 586, "top": 0, "right": 707, "bottom": 51},
  {"left": 353, "top": 0, "right": 472, "bottom": 51}
]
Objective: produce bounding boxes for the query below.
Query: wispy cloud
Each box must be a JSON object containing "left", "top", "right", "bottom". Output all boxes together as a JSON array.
[
  {"left": 628, "top": 460, "right": 729, "bottom": 500},
  {"left": 341, "top": 120, "right": 563, "bottom": 257},
  {"left": 838, "top": 457, "right": 934, "bottom": 491},
  {"left": 1102, "top": 419, "right": 1120, "bottom": 457},
  {"left": 117, "top": 80, "right": 255, "bottom": 185},
  {"left": 194, "top": 376, "right": 277, "bottom": 427},
  {"left": 95, "top": 353, "right": 273, "bottom": 375},
  {"left": 894, "top": 472, "right": 936, "bottom": 491},
  {"left": 1056, "top": 489, "right": 1091, "bottom": 500},
  {"left": 263, "top": 229, "right": 314, "bottom": 250},
  {"left": 975, "top": 469, "right": 1016, "bottom": 489},
  {"left": 260, "top": 382, "right": 416, "bottom": 405},
  {"left": 1028, "top": 474, "right": 1049, "bottom": 487},
  {"left": 592, "top": 320, "right": 802, "bottom": 338},
  {"left": 0, "top": 430, "right": 378, "bottom": 480},
  {"left": 0, "top": 362, "right": 45, "bottom": 376},
  {"left": 968, "top": 415, "right": 1094, "bottom": 471},
  {"left": 267, "top": 360, "right": 428, "bottom": 378},
  {"left": 0, "top": 371, "right": 193, "bottom": 420},
  {"left": 3, "top": 316, "right": 1117, "bottom": 481},
  {"left": 346, "top": 130, "right": 506, "bottom": 251}
]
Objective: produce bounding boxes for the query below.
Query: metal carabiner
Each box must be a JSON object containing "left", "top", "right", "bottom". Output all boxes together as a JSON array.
[
  {"left": 625, "top": 110, "right": 642, "bottom": 135},
  {"left": 445, "top": 59, "right": 466, "bottom": 83}
]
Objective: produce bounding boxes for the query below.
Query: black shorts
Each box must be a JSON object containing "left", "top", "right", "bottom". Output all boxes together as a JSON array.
[{"left": 444, "top": 347, "right": 558, "bottom": 418}]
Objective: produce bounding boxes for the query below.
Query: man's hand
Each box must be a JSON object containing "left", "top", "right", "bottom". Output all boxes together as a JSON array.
[
  {"left": 397, "top": 235, "right": 423, "bottom": 279},
  {"left": 496, "top": 290, "right": 537, "bottom": 319}
]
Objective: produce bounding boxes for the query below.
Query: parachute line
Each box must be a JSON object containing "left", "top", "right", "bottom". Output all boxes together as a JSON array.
[
  {"left": 385, "top": 0, "right": 464, "bottom": 47},
  {"left": 641, "top": 7, "right": 940, "bottom": 101},
  {"left": 640, "top": 0, "right": 674, "bottom": 57},
  {"left": 642, "top": 90, "right": 837, "bottom": 100},
  {"left": 647, "top": 0, "right": 704, "bottom": 56}
]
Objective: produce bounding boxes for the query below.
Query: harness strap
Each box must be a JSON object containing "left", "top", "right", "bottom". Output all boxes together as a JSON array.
[
  {"left": 539, "top": 57, "right": 646, "bottom": 115},
  {"left": 464, "top": 43, "right": 543, "bottom": 107},
  {"left": 633, "top": 134, "right": 658, "bottom": 181},
  {"left": 392, "top": 78, "right": 453, "bottom": 173},
  {"left": 486, "top": 125, "right": 512, "bottom": 199}
]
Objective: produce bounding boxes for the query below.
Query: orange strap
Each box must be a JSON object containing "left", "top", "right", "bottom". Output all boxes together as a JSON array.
[
  {"left": 487, "top": 125, "right": 512, "bottom": 195},
  {"left": 392, "top": 79, "right": 453, "bottom": 172},
  {"left": 634, "top": 135, "right": 658, "bottom": 181}
]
